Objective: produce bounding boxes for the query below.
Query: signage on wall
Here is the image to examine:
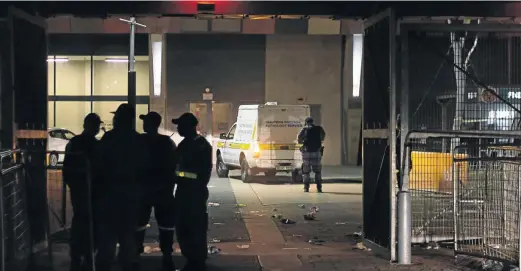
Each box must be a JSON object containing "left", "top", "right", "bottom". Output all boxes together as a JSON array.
[
  {"left": 203, "top": 88, "right": 213, "bottom": 101},
  {"left": 466, "top": 86, "right": 521, "bottom": 101}
]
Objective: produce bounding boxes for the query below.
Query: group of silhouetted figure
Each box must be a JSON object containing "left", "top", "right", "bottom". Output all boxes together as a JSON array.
[{"left": 63, "top": 103, "right": 212, "bottom": 271}]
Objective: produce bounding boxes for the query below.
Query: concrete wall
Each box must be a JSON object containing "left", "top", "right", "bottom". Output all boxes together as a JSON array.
[
  {"left": 265, "top": 35, "right": 343, "bottom": 166},
  {"left": 165, "top": 34, "right": 266, "bottom": 128}
]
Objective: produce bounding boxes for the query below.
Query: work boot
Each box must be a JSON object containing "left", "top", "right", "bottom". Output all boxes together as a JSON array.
[
  {"left": 162, "top": 254, "right": 176, "bottom": 271},
  {"left": 304, "top": 188, "right": 309, "bottom": 193},
  {"left": 317, "top": 188, "right": 323, "bottom": 193}
]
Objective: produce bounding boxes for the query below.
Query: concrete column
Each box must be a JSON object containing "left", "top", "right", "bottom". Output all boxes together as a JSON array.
[{"left": 149, "top": 33, "right": 168, "bottom": 129}]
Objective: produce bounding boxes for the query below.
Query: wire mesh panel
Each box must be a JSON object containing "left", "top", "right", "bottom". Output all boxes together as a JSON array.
[
  {"left": 0, "top": 151, "right": 32, "bottom": 271},
  {"left": 454, "top": 147, "right": 521, "bottom": 264}
]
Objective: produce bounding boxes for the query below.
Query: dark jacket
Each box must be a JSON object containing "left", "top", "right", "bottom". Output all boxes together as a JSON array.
[
  {"left": 174, "top": 135, "right": 212, "bottom": 191},
  {"left": 298, "top": 124, "right": 326, "bottom": 152},
  {"left": 63, "top": 134, "right": 100, "bottom": 188},
  {"left": 141, "top": 133, "right": 177, "bottom": 188}
]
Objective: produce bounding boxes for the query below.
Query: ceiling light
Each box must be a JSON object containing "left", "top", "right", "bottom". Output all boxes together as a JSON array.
[
  {"left": 47, "top": 57, "right": 69, "bottom": 63},
  {"left": 105, "top": 58, "right": 129, "bottom": 63}
]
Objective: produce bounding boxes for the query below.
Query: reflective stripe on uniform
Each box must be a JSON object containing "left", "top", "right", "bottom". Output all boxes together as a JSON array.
[
  {"left": 176, "top": 171, "right": 198, "bottom": 179},
  {"left": 158, "top": 226, "right": 175, "bottom": 231}
]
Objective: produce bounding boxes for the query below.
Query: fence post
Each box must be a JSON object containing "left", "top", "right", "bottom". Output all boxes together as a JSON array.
[
  {"left": 397, "top": 144, "right": 412, "bottom": 264},
  {"left": 453, "top": 162, "right": 460, "bottom": 252}
]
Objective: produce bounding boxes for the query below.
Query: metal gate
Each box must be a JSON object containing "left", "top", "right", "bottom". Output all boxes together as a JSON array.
[
  {"left": 8, "top": 6, "right": 49, "bottom": 253},
  {"left": 399, "top": 18, "right": 521, "bottom": 263},
  {"left": 361, "top": 8, "right": 398, "bottom": 260}
]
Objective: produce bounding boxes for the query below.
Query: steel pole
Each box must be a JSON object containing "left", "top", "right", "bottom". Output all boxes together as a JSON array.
[
  {"left": 397, "top": 191, "right": 412, "bottom": 264},
  {"left": 128, "top": 17, "right": 137, "bottom": 129}
]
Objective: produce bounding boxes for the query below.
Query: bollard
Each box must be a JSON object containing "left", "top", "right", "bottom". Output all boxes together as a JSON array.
[{"left": 397, "top": 191, "right": 411, "bottom": 264}]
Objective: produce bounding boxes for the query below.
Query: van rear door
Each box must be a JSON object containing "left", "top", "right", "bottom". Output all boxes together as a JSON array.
[{"left": 258, "top": 106, "right": 309, "bottom": 162}]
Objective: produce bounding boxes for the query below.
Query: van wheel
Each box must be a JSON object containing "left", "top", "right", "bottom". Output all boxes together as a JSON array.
[
  {"left": 291, "top": 169, "right": 303, "bottom": 183},
  {"left": 216, "top": 154, "right": 229, "bottom": 178},
  {"left": 265, "top": 170, "right": 277, "bottom": 178},
  {"left": 240, "top": 159, "right": 252, "bottom": 183},
  {"left": 49, "top": 152, "right": 59, "bottom": 167}
]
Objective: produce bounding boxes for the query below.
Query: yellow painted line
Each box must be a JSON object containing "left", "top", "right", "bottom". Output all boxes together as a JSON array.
[{"left": 251, "top": 122, "right": 257, "bottom": 140}]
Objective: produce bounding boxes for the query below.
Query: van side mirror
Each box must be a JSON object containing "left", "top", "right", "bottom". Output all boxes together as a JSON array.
[{"left": 220, "top": 133, "right": 227, "bottom": 139}]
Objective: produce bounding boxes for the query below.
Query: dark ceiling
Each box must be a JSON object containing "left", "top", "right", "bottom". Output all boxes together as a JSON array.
[{"left": 1, "top": 1, "right": 521, "bottom": 18}]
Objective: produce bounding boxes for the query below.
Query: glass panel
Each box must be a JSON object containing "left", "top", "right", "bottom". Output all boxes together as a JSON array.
[
  {"left": 136, "top": 104, "right": 148, "bottom": 133},
  {"left": 92, "top": 102, "right": 148, "bottom": 133},
  {"left": 55, "top": 101, "right": 91, "bottom": 134},
  {"left": 189, "top": 103, "right": 208, "bottom": 134},
  {"left": 47, "top": 56, "right": 55, "bottom": 96},
  {"left": 54, "top": 56, "right": 91, "bottom": 96},
  {"left": 92, "top": 56, "right": 150, "bottom": 96},
  {"left": 48, "top": 101, "right": 55, "bottom": 128},
  {"left": 212, "top": 103, "right": 232, "bottom": 136}
]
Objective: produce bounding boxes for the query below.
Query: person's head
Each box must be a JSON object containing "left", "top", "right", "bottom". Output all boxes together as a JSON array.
[
  {"left": 172, "top": 113, "right": 199, "bottom": 138},
  {"left": 139, "top": 111, "right": 162, "bottom": 134},
  {"left": 305, "top": 117, "right": 314, "bottom": 126},
  {"left": 83, "top": 113, "right": 103, "bottom": 137},
  {"left": 111, "top": 103, "right": 135, "bottom": 130}
]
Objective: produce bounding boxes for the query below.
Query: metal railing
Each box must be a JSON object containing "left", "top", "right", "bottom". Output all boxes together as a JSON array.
[
  {"left": 453, "top": 146, "right": 521, "bottom": 264},
  {"left": 400, "top": 130, "right": 521, "bottom": 264}
]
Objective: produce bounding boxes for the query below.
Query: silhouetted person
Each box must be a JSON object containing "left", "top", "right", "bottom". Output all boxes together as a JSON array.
[
  {"left": 63, "top": 113, "right": 103, "bottom": 271},
  {"left": 95, "top": 104, "right": 148, "bottom": 271},
  {"left": 135, "top": 112, "right": 177, "bottom": 270},
  {"left": 172, "top": 113, "right": 212, "bottom": 271},
  {"left": 297, "top": 117, "right": 326, "bottom": 193}
]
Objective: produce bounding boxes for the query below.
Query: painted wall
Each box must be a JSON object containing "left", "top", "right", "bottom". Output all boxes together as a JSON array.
[
  {"left": 165, "top": 34, "right": 266, "bottom": 131},
  {"left": 265, "top": 35, "right": 343, "bottom": 165}
]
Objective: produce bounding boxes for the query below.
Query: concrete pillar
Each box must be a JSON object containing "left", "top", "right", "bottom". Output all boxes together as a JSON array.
[{"left": 149, "top": 33, "right": 168, "bottom": 129}]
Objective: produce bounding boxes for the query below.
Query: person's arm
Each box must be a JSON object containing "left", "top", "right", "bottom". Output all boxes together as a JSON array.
[
  {"left": 62, "top": 141, "right": 73, "bottom": 185},
  {"left": 320, "top": 126, "right": 326, "bottom": 142},
  {"left": 297, "top": 128, "right": 306, "bottom": 144},
  {"left": 200, "top": 142, "right": 213, "bottom": 186}
]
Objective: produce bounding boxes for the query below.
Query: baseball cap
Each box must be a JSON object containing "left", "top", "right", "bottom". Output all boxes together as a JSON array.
[
  {"left": 111, "top": 103, "right": 135, "bottom": 119},
  {"left": 139, "top": 111, "right": 162, "bottom": 127},
  {"left": 172, "top": 112, "right": 199, "bottom": 127},
  {"left": 84, "top": 113, "right": 103, "bottom": 125},
  {"left": 305, "top": 117, "right": 314, "bottom": 124}
]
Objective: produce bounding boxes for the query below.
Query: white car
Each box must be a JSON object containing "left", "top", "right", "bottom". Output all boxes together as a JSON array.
[{"left": 47, "top": 128, "right": 76, "bottom": 166}]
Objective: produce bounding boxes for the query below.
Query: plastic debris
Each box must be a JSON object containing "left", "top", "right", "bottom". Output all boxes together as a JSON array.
[
  {"left": 272, "top": 213, "right": 282, "bottom": 219},
  {"left": 308, "top": 238, "right": 325, "bottom": 245},
  {"left": 354, "top": 242, "right": 371, "bottom": 251},
  {"left": 425, "top": 241, "right": 440, "bottom": 250},
  {"left": 303, "top": 213, "right": 316, "bottom": 221},
  {"left": 298, "top": 204, "right": 306, "bottom": 209},
  {"left": 207, "top": 185, "right": 216, "bottom": 188},
  {"left": 237, "top": 203, "right": 247, "bottom": 207},
  {"left": 208, "top": 246, "right": 221, "bottom": 254},
  {"left": 335, "top": 222, "right": 347, "bottom": 225},
  {"left": 281, "top": 219, "right": 296, "bottom": 224},
  {"left": 208, "top": 202, "right": 220, "bottom": 207},
  {"left": 146, "top": 223, "right": 151, "bottom": 228},
  {"left": 249, "top": 211, "right": 260, "bottom": 213},
  {"left": 273, "top": 208, "right": 278, "bottom": 212},
  {"left": 209, "top": 238, "right": 221, "bottom": 243},
  {"left": 237, "top": 244, "right": 250, "bottom": 249},
  {"left": 310, "top": 206, "right": 319, "bottom": 212},
  {"left": 213, "top": 222, "right": 225, "bottom": 225},
  {"left": 292, "top": 234, "right": 302, "bottom": 237},
  {"left": 482, "top": 260, "right": 504, "bottom": 271}
]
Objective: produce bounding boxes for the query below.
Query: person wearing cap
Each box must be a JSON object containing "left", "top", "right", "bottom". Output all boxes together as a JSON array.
[
  {"left": 95, "top": 103, "right": 148, "bottom": 271},
  {"left": 135, "top": 111, "right": 177, "bottom": 270},
  {"left": 297, "top": 117, "right": 326, "bottom": 193},
  {"left": 63, "top": 113, "right": 103, "bottom": 271},
  {"left": 171, "top": 113, "right": 212, "bottom": 271}
]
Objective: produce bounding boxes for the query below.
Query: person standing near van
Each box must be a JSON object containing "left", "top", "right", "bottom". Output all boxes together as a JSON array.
[
  {"left": 172, "top": 113, "right": 212, "bottom": 271},
  {"left": 297, "top": 117, "right": 326, "bottom": 193},
  {"left": 136, "top": 111, "right": 177, "bottom": 271}
]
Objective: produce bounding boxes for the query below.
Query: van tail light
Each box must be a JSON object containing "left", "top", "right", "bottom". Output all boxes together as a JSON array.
[{"left": 252, "top": 142, "right": 261, "bottom": 158}]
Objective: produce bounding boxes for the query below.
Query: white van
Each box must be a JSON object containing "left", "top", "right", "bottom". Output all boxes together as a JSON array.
[{"left": 215, "top": 103, "right": 310, "bottom": 182}]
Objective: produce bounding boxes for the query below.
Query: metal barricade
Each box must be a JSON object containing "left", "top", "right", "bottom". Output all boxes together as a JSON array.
[
  {"left": 0, "top": 150, "right": 38, "bottom": 271},
  {"left": 453, "top": 146, "right": 521, "bottom": 264}
]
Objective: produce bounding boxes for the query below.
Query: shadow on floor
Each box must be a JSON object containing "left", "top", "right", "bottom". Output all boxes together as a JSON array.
[{"left": 228, "top": 175, "right": 362, "bottom": 185}]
